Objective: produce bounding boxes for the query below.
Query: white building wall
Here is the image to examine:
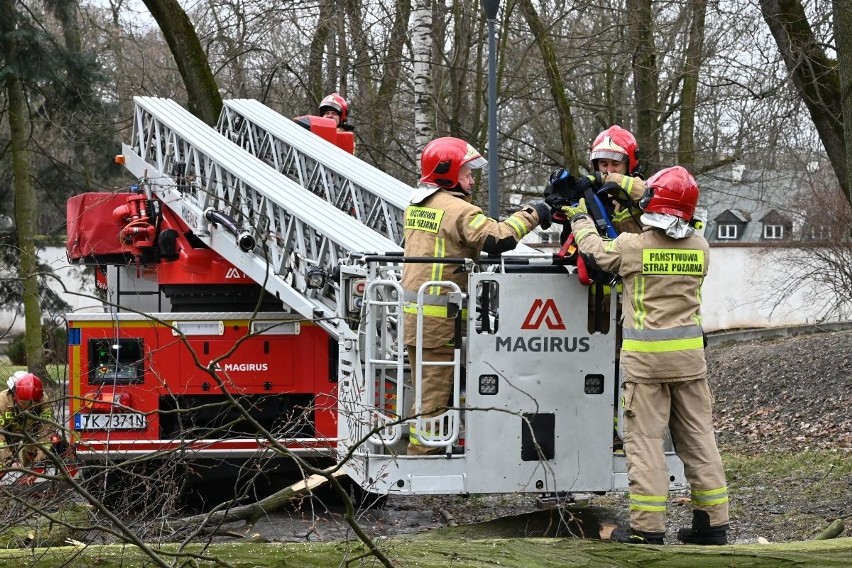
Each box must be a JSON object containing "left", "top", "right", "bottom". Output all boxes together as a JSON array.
[
  {"left": 1, "top": 247, "right": 97, "bottom": 335},
  {"left": 701, "top": 247, "right": 828, "bottom": 332}
]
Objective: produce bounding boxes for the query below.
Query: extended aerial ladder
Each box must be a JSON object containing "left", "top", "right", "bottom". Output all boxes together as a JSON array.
[
  {"left": 216, "top": 98, "right": 542, "bottom": 256},
  {"left": 120, "top": 96, "right": 401, "bottom": 337},
  {"left": 217, "top": 99, "right": 409, "bottom": 245}
]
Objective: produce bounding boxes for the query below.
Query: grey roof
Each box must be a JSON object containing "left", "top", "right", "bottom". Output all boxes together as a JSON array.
[{"left": 695, "top": 166, "right": 830, "bottom": 244}]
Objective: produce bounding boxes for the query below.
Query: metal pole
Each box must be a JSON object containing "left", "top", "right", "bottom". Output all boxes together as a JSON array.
[{"left": 483, "top": 1, "right": 500, "bottom": 219}]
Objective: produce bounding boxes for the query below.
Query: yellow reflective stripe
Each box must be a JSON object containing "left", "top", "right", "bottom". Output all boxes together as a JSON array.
[
  {"left": 692, "top": 486, "right": 729, "bottom": 507},
  {"left": 574, "top": 226, "right": 596, "bottom": 243},
  {"left": 505, "top": 215, "right": 528, "bottom": 239},
  {"left": 619, "top": 175, "right": 634, "bottom": 194},
  {"left": 629, "top": 493, "right": 667, "bottom": 512},
  {"left": 622, "top": 335, "right": 705, "bottom": 353},
  {"left": 588, "top": 284, "right": 614, "bottom": 297},
  {"left": 403, "top": 303, "right": 467, "bottom": 319},
  {"left": 428, "top": 238, "right": 446, "bottom": 295},
  {"left": 633, "top": 275, "right": 646, "bottom": 328},
  {"left": 612, "top": 209, "right": 632, "bottom": 222},
  {"left": 409, "top": 424, "right": 421, "bottom": 441},
  {"left": 693, "top": 278, "right": 704, "bottom": 327},
  {"left": 469, "top": 213, "right": 488, "bottom": 230}
]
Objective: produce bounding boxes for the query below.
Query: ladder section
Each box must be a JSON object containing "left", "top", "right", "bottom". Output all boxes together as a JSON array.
[
  {"left": 120, "top": 96, "right": 401, "bottom": 336},
  {"left": 218, "top": 99, "right": 410, "bottom": 244},
  {"left": 218, "top": 100, "right": 544, "bottom": 257}
]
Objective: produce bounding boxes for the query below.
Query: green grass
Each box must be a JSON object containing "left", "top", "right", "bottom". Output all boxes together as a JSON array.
[
  {"left": 724, "top": 449, "right": 852, "bottom": 480},
  {"left": 0, "top": 364, "right": 67, "bottom": 386}
]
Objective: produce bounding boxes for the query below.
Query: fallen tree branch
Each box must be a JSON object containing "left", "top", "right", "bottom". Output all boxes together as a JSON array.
[
  {"left": 169, "top": 469, "right": 348, "bottom": 530},
  {"left": 814, "top": 519, "right": 845, "bottom": 540}
]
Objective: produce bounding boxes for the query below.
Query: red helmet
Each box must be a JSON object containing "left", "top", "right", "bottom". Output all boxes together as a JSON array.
[
  {"left": 640, "top": 166, "right": 699, "bottom": 220},
  {"left": 318, "top": 93, "right": 348, "bottom": 123},
  {"left": 419, "top": 137, "right": 487, "bottom": 190},
  {"left": 590, "top": 125, "right": 639, "bottom": 174},
  {"left": 8, "top": 372, "right": 44, "bottom": 403}
]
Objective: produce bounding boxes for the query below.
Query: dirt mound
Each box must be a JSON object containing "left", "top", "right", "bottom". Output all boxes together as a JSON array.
[{"left": 708, "top": 329, "right": 852, "bottom": 452}]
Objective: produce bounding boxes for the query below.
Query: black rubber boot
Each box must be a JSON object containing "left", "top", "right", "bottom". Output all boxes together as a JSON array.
[
  {"left": 610, "top": 526, "right": 665, "bottom": 545},
  {"left": 677, "top": 510, "right": 728, "bottom": 545}
]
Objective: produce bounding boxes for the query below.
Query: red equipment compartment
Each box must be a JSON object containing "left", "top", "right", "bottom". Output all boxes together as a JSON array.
[
  {"left": 176, "top": 322, "right": 326, "bottom": 390},
  {"left": 293, "top": 115, "right": 355, "bottom": 154},
  {"left": 67, "top": 314, "right": 337, "bottom": 459},
  {"left": 66, "top": 192, "right": 135, "bottom": 264}
]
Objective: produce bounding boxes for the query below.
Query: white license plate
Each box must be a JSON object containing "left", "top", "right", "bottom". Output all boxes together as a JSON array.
[{"left": 74, "top": 413, "right": 147, "bottom": 431}]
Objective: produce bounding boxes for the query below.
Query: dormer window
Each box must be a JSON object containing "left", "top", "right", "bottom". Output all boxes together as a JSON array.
[
  {"left": 803, "top": 225, "right": 831, "bottom": 241},
  {"left": 763, "top": 225, "right": 784, "bottom": 239},
  {"left": 718, "top": 224, "right": 738, "bottom": 240}
]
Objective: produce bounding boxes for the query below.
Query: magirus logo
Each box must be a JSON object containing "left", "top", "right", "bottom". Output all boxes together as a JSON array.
[{"left": 520, "top": 299, "right": 566, "bottom": 330}]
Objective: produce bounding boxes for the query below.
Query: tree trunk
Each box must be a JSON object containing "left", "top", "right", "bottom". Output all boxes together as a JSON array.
[
  {"left": 446, "top": 1, "right": 473, "bottom": 138},
  {"left": 626, "top": 0, "right": 660, "bottom": 175},
  {"left": 517, "top": 0, "right": 579, "bottom": 173},
  {"left": 677, "top": 0, "right": 708, "bottom": 172},
  {"left": 308, "top": 1, "right": 333, "bottom": 103},
  {"left": 760, "top": 0, "right": 848, "bottom": 200},
  {"left": 412, "top": 0, "right": 436, "bottom": 160},
  {"left": 0, "top": 2, "right": 44, "bottom": 375},
  {"left": 370, "top": 0, "right": 412, "bottom": 170},
  {"left": 833, "top": 0, "right": 852, "bottom": 200},
  {"left": 142, "top": 0, "right": 222, "bottom": 125}
]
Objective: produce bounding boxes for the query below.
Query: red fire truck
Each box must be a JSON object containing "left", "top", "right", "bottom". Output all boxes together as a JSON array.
[{"left": 64, "top": 108, "right": 361, "bottom": 480}]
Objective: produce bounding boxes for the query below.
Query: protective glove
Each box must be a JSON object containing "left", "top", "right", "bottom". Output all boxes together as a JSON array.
[
  {"left": 545, "top": 174, "right": 592, "bottom": 210},
  {"left": 599, "top": 181, "right": 630, "bottom": 207},
  {"left": 529, "top": 201, "right": 552, "bottom": 230},
  {"left": 544, "top": 168, "right": 570, "bottom": 209},
  {"left": 560, "top": 199, "right": 588, "bottom": 221},
  {"left": 544, "top": 188, "right": 564, "bottom": 209},
  {"left": 572, "top": 175, "right": 593, "bottom": 195}
]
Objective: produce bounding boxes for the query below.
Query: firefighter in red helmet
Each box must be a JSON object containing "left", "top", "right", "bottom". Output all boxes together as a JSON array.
[
  {"left": 402, "top": 137, "right": 551, "bottom": 455},
  {"left": 0, "top": 371, "right": 54, "bottom": 471},
  {"left": 589, "top": 125, "right": 645, "bottom": 234},
  {"left": 318, "top": 93, "right": 349, "bottom": 129},
  {"left": 560, "top": 166, "right": 729, "bottom": 545}
]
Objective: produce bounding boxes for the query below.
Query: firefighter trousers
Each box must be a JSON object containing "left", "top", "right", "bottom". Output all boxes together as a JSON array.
[
  {"left": 622, "top": 378, "right": 729, "bottom": 533},
  {"left": 405, "top": 342, "right": 456, "bottom": 455},
  {"left": 0, "top": 441, "right": 46, "bottom": 468}
]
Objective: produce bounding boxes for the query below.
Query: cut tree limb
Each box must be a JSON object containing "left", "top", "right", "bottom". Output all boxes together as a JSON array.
[
  {"left": 814, "top": 519, "right": 845, "bottom": 540},
  {"left": 170, "top": 469, "right": 348, "bottom": 530}
]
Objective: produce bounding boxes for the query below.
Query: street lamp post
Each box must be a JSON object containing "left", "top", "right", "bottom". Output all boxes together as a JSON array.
[{"left": 483, "top": 0, "right": 499, "bottom": 219}]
